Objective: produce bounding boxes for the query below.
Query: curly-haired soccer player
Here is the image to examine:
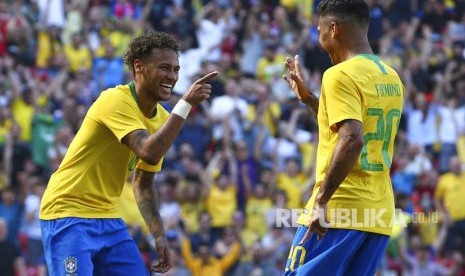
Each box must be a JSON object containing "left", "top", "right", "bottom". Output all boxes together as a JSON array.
[{"left": 40, "top": 31, "right": 217, "bottom": 275}]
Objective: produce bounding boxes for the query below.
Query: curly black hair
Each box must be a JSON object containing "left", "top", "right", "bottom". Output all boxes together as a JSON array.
[
  {"left": 123, "top": 31, "right": 181, "bottom": 75},
  {"left": 317, "top": 0, "right": 370, "bottom": 27}
]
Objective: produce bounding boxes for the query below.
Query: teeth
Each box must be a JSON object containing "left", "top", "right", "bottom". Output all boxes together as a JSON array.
[{"left": 161, "top": 84, "right": 172, "bottom": 89}]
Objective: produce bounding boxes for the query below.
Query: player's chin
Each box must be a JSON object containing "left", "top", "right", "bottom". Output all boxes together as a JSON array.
[{"left": 156, "top": 92, "right": 171, "bottom": 102}]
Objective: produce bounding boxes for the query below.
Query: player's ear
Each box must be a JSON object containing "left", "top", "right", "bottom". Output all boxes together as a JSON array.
[
  {"left": 134, "top": 59, "right": 143, "bottom": 73},
  {"left": 330, "top": 21, "right": 339, "bottom": 38}
]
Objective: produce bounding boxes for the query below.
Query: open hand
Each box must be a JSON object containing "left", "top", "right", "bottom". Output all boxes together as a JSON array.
[{"left": 283, "top": 55, "right": 313, "bottom": 105}]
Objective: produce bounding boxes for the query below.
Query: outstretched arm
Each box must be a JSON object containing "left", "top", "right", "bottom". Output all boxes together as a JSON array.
[
  {"left": 122, "top": 71, "right": 218, "bottom": 165},
  {"left": 132, "top": 168, "right": 170, "bottom": 274},
  {"left": 283, "top": 55, "right": 319, "bottom": 118}
]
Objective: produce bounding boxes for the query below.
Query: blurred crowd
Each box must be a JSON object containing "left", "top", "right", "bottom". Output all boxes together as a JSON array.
[{"left": 0, "top": 0, "right": 465, "bottom": 275}]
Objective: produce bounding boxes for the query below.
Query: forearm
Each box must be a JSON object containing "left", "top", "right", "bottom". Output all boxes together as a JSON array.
[
  {"left": 144, "top": 115, "right": 186, "bottom": 163},
  {"left": 133, "top": 169, "right": 165, "bottom": 239},
  {"left": 316, "top": 122, "right": 363, "bottom": 204},
  {"left": 125, "top": 114, "right": 186, "bottom": 165},
  {"left": 304, "top": 87, "right": 319, "bottom": 119}
]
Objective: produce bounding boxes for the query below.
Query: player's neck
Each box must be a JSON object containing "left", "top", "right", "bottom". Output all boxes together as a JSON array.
[{"left": 133, "top": 81, "right": 158, "bottom": 118}]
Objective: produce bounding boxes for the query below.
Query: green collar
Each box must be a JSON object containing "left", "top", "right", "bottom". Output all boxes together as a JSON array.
[
  {"left": 128, "top": 81, "right": 141, "bottom": 108},
  {"left": 354, "top": 54, "right": 387, "bottom": 75}
]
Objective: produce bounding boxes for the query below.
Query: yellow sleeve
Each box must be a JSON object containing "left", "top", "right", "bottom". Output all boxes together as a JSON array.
[
  {"left": 181, "top": 239, "right": 197, "bottom": 272},
  {"left": 323, "top": 70, "right": 362, "bottom": 131},
  {"left": 220, "top": 242, "right": 241, "bottom": 272}
]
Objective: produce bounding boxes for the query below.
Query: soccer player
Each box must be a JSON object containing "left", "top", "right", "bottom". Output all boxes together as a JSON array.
[
  {"left": 282, "top": 1, "right": 404, "bottom": 275},
  {"left": 39, "top": 31, "right": 218, "bottom": 275}
]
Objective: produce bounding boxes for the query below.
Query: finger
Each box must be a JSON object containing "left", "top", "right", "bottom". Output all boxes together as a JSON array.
[
  {"left": 317, "top": 229, "right": 328, "bottom": 240},
  {"left": 283, "top": 74, "right": 290, "bottom": 83},
  {"left": 294, "top": 55, "right": 303, "bottom": 78},
  {"left": 286, "top": 56, "right": 295, "bottom": 71},
  {"left": 289, "top": 71, "right": 303, "bottom": 85},
  {"left": 202, "top": 83, "right": 212, "bottom": 91},
  {"left": 298, "top": 227, "right": 312, "bottom": 245},
  {"left": 151, "top": 260, "right": 170, "bottom": 273},
  {"left": 151, "top": 264, "right": 170, "bottom": 274},
  {"left": 314, "top": 227, "right": 328, "bottom": 240},
  {"left": 196, "top": 71, "right": 218, "bottom": 84}
]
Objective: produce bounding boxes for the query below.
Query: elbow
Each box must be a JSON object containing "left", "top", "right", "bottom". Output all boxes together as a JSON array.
[
  {"left": 352, "top": 138, "right": 364, "bottom": 155},
  {"left": 354, "top": 137, "right": 364, "bottom": 151}
]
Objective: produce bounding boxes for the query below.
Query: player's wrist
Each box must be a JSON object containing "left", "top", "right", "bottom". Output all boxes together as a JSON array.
[
  {"left": 314, "top": 191, "right": 329, "bottom": 205},
  {"left": 172, "top": 99, "right": 192, "bottom": 119}
]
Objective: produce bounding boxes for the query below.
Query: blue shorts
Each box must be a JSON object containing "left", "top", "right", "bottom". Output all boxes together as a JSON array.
[
  {"left": 284, "top": 227, "right": 389, "bottom": 276},
  {"left": 40, "top": 217, "right": 149, "bottom": 276}
]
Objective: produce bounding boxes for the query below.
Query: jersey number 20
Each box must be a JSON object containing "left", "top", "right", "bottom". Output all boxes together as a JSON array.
[{"left": 361, "top": 107, "right": 401, "bottom": 171}]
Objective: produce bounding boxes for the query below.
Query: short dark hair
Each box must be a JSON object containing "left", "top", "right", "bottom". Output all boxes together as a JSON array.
[
  {"left": 123, "top": 31, "right": 181, "bottom": 75},
  {"left": 317, "top": 0, "right": 370, "bottom": 27}
]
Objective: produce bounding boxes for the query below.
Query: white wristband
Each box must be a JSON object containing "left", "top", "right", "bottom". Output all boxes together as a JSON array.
[{"left": 172, "top": 99, "right": 192, "bottom": 119}]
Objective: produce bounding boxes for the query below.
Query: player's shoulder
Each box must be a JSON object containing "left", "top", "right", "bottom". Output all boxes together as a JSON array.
[
  {"left": 89, "top": 84, "right": 134, "bottom": 116},
  {"left": 98, "top": 84, "right": 131, "bottom": 101}
]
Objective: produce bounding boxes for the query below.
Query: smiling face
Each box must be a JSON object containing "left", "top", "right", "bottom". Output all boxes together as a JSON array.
[{"left": 137, "top": 48, "right": 179, "bottom": 102}]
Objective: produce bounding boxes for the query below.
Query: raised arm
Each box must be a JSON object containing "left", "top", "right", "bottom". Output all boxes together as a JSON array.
[{"left": 122, "top": 71, "right": 217, "bottom": 166}]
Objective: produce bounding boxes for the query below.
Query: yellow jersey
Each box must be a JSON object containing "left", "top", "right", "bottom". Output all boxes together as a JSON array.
[
  {"left": 40, "top": 83, "right": 169, "bottom": 219},
  {"left": 118, "top": 181, "right": 148, "bottom": 233},
  {"left": 297, "top": 54, "right": 404, "bottom": 236},
  {"left": 12, "top": 98, "right": 34, "bottom": 142},
  {"left": 245, "top": 196, "right": 273, "bottom": 237},
  {"left": 63, "top": 44, "right": 92, "bottom": 72},
  {"left": 435, "top": 172, "right": 465, "bottom": 221},
  {"left": 277, "top": 172, "right": 309, "bottom": 210},
  {"left": 205, "top": 184, "right": 237, "bottom": 228}
]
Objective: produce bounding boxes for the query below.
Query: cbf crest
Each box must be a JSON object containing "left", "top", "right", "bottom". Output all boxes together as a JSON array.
[{"left": 64, "top": 256, "right": 78, "bottom": 275}]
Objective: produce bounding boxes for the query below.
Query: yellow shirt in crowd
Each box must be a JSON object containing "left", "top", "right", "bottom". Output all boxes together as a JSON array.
[
  {"left": 181, "top": 239, "right": 240, "bottom": 276},
  {"left": 205, "top": 185, "right": 237, "bottom": 228},
  {"left": 245, "top": 196, "right": 273, "bottom": 237},
  {"left": 277, "top": 172, "right": 308, "bottom": 210},
  {"left": 180, "top": 201, "right": 205, "bottom": 233},
  {"left": 435, "top": 172, "right": 465, "bottom": 221},
  {"left": 63, "top": 44, "right": 92, "bottom": 73}
]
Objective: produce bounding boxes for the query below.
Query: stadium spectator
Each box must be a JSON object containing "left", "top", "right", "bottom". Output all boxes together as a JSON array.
[
  {"left": 435, "top": 156, "right": 465, "bottom": 255},
  {"left": 0, "top": 187, "right": 22, "bottom": 245},
  {"left": 0, "top": 218, "right": 27, "bottom": 276}
]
